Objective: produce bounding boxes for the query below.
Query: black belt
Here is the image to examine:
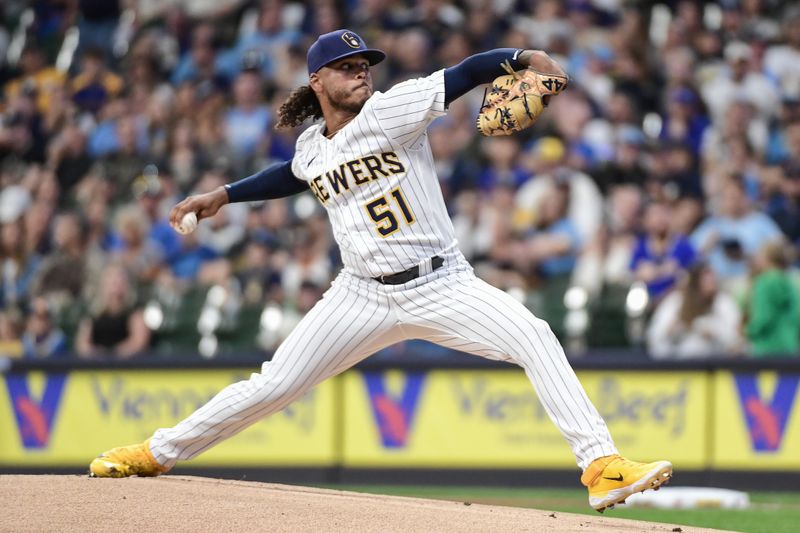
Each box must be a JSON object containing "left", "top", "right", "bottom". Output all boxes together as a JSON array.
[{"left": 373, "top": 256, "right": 444, "bottom": 285}]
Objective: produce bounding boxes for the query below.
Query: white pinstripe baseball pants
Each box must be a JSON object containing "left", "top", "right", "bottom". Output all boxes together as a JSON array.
[{"left": 150, "top": 256, "right": 617, "bottom": 470}]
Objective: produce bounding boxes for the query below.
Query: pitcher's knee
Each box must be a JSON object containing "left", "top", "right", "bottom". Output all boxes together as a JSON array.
[
  {"left": 248, "top": 371, "right": 306, "bottom": 405},
  {"left": 528, "top": 316, "right": 554, "bottom": 337}
]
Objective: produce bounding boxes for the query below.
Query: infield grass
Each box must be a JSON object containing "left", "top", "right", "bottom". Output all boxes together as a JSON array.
[{"left": 325, "top": 485, "right": 799, "bottom": 533}]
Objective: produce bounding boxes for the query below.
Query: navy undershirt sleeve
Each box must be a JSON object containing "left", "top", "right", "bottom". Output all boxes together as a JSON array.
[
  {"left": 443, "top": 48, "right": 525, "bottom": 106},
  {"left": 223, "top": 160, "right": 308, "bottom": 203}
]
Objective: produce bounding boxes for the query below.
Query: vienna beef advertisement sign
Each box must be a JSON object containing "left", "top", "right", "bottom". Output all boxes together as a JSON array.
[
  {"left": 2, "top": 368, "right": 798, "bottom": 470},
  {"left": 342, "top": 369, "right": 709, "bottom": 468}
]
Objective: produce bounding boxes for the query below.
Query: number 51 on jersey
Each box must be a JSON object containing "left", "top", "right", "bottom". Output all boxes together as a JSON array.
[{"left": 365, "top": 187, "right": 415, "bottom": 237}]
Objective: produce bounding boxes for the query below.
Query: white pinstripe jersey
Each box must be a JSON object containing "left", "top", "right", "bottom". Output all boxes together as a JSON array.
[{"left": 291, "top": 69, "right": 457, "bottom": 278}]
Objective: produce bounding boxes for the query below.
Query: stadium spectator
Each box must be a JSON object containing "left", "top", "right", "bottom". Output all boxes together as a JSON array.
[
  {"left": 93, "top": 115, "right": 154, "bottom": 203},
  {"left": 236, "top": 233, "right": 281, "bottom": 305},
  {"left": 659, "top": 87, "right": 709, "bottom": 156},
  {"left": 591, "top": 125, "right": 647, "bottom": 194},
  {"left": 76, "top": 0, "right": 121, "bottom": 62},
  {"left": 281, "top": 226, "right": 332, "bottom": 302},
  {"left": 47, "top": 122, "right": 92, "bottom": 203},
  {"left": 165, "top": 118, "right": 210, "bottom": 190},
  {"left": 691, "top": 178, "right": 783, "bottom": 281},
  {"left": 0, "top": 190, "right": 41, "bottom": 309},
  {"left": 21, "top": 296, "right": 68, "bottom": 359},
  {"left": 647, "top": 263, "right": 742, "bottom": 359},
  {"left": 30, "top": 211, "right": 101, "bottom": 309},
  {"left": 574, "top": 184, "right": 644, "bottom": 299},
  {"left": 521, "top": 177, "right": 582, "bottom": 280},
  {"left": 70, "top": 47, "right": 124, "bottom": 113},
  {"left": 630, "top": 200, "right": 696, "bottom": 299},
  {"left": 24, "top": 195, "right": 55, "bottom": 257},
  {"left": 75, "top": 263, "right": 151, "bottom": 359},
  {"left": 745, "top": 242, "right": 800, "bottom": 357},
  {"left": 108, "top": 204, "right": 165, "bottom": 286},
  {"left": 171, "top": 23, "right": 226, "bottom": 86},
  {"left": 193, "top": 171, "right": 249, "bottom": 255},
  {"left": 224, "top": 69, "right": 271, "bottom": 172},
  {"left": 0, "top": 309, "right": 23, "bottom": 358},
  {"left": 217, "top": 0, "right": 301, "bottom": 80},
  {"left": 3, "top": 45, "right": 65, "bottom": 115},
  {"left": 763, "top": 6, "right": 800, "bottom": 98},
  {"left": 701, "top": 40, "right": 778, "bottom": 123},
  {"left": 476, "top": 136, "right": 528, "bottom": 192}
]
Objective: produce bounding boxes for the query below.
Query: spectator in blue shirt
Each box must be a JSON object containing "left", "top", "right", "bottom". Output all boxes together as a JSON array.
[
  {"left": 691, "top": 178, "right": 784, "bottom": 279},
  {"left": 216, "top": 0, "right": 301, "bottom": 80},
  {"left": 524, "top": 180, "right": 583, "bottom": 278},
  {"left": 224, "top": 70, "right": 271, "bottom": 166},
  {"left": 170, "top": 23, "right": 228, "bottom": 87},
  {"left": 631, "top": 201, "right": 697, "bottom": 299}
]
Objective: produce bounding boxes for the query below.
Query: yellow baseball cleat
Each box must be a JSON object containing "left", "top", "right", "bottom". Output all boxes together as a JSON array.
[
  {"left": 581, "top": 455, "right": 673, "bottom": 512},
  {"left": 89, "top": 439, "right": 169, "bottom": 478}
]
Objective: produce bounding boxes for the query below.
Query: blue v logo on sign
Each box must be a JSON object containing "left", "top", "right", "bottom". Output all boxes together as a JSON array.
[
  {"left": 733, "top": 373, "right": 799, "bottom": 452},
  {"left": 363, "top": 372, "right": 425, "bottom": 448},
  {"left": 4, "top": 373, "right": 68, "bottom": 449}
]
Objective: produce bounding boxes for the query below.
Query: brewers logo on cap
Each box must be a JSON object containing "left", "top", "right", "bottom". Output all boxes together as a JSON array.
[
  {"left": 341, "top": 32, "right": 360, "bottom": 48},
  {"left": 307, "top": 29, "right": 385, "bottom": 74}
]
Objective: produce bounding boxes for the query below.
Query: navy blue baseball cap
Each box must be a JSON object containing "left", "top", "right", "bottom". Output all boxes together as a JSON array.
[{"left": 307, "top": 29, "right": 385, "bottom": 75}]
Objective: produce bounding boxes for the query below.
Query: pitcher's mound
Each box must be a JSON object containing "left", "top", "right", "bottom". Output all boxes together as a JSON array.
[{"left": 2, "top": 475, "right": 729, "bottom": 532}]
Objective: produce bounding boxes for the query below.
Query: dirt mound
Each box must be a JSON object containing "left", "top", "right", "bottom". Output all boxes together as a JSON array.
[{"left": 2, "top": 475, "right": 729, "bottom": 533}]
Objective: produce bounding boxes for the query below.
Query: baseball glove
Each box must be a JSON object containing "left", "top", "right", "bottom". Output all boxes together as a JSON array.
[{"left": 476, "top": 59, "right": 569, "bottom": 137}]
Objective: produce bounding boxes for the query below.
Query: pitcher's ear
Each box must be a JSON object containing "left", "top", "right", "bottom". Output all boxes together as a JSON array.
[{"left": 309, "top": 72, "right": 322, "bottom": 93}]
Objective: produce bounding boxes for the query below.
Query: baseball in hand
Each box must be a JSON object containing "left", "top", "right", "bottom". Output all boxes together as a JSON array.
[{"left": 175, "top": 212, "right": 198, "bottom": 235}]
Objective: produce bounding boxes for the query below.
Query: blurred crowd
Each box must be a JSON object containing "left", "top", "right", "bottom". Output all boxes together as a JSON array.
[{"left": 0, "top": 0, "right": 799, "bottom": 361}]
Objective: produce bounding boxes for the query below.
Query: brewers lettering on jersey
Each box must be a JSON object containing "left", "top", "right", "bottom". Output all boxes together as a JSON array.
[{"left": 91, "top": 29, "right": 672, "bottom": 512}]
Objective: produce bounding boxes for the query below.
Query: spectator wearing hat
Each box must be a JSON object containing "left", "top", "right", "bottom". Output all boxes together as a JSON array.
[
  {"left": 701, "top": 40, "right": 779, "bottom": 123},
  {"left": 517, "top": 143, "right": 603, "bottom": 245},
  {"left": 745, "top": 242, "right": 800, "bottom": 357}
]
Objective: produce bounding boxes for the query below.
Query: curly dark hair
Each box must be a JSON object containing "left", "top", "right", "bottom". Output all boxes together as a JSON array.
[{"left": 275, "top": 86, "right": 322, "bottom": 129}]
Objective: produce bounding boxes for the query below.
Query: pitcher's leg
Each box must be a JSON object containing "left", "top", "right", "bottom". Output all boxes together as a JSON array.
[
  {"left": 150, "top": 277, "right": 401, "bottom": 469},
  {"left": 396, "top": 272, "right": 617, "bottom": 469}
]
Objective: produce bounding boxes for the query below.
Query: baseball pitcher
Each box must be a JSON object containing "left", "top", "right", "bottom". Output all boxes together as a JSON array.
[{"left": 90, "top": 30, "right": 671, "bottom": 512}]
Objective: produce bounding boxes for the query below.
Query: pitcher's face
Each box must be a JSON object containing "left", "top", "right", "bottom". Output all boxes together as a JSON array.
[{"left": 311, "top": 54, "right": 373, "bottom": 113}]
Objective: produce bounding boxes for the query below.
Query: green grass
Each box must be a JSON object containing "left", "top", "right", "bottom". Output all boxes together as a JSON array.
[{"left": 319, "top": 485, "right": 799, "bottom": 533}]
